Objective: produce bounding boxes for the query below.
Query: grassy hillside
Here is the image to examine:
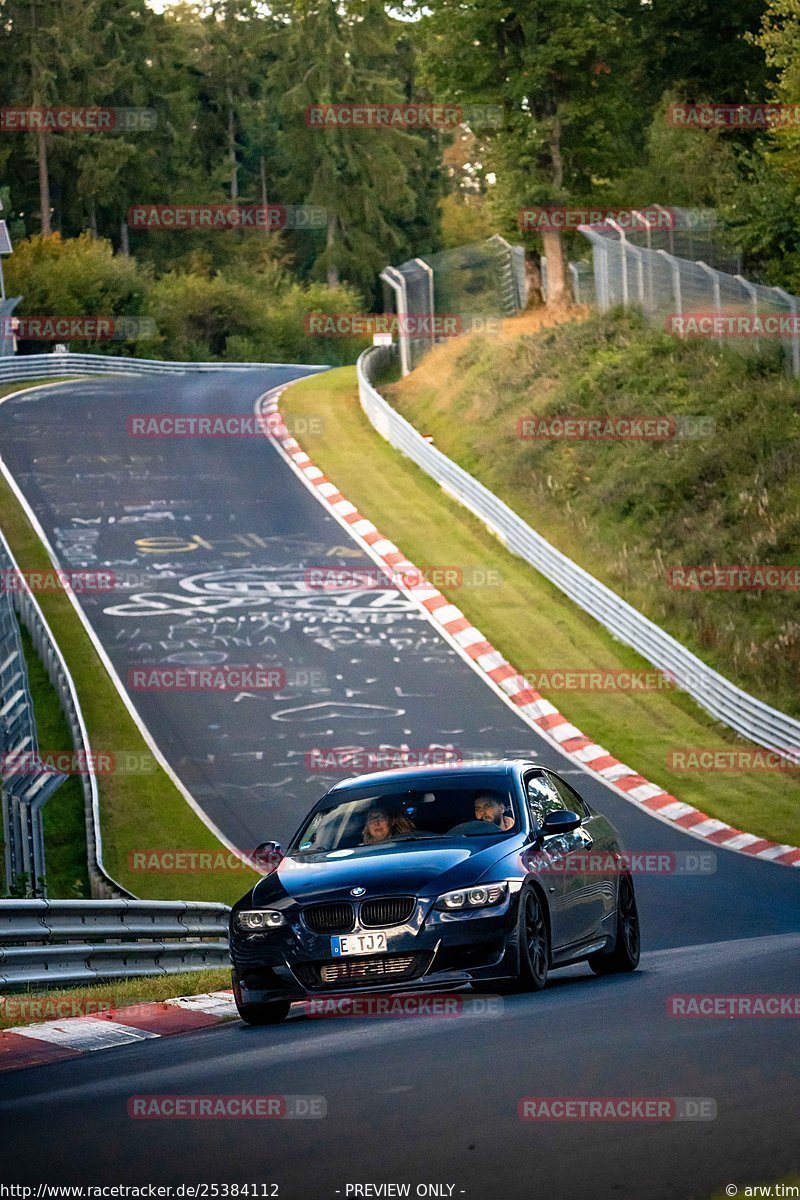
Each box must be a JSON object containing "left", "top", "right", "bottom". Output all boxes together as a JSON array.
[
  {"left": 282, "top": 367, "right": 800, "bottom": 848},
  {"left": 386, "top": 309, "right": 800, "bottom": 721}
]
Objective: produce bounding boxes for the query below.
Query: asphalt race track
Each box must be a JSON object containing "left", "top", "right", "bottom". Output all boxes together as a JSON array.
[
  {"left": 0, "top": 368, "right": 539, "bottom": 852},
  {"left": 1, "top": 370, "right": 799, "bottom": 1198}
]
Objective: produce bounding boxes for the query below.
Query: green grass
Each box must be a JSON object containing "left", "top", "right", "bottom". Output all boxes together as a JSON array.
[
  {"left": 281, "top": 364, "right": 800, "bottom": 848},
  {"left": 0, "top": 378, "right": 77, "bottom": 400},
  {"left": 0, "top": 969, "right": 232, "bottom": 1029},
  {"left": 388, "top": 309, "right": 800, "bottom": 721},
  {"left": 0, "top": 381, "right": 258, "bottom": 902}
]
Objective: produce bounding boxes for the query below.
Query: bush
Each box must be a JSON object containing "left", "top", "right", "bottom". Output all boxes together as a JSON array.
[
  {"left": 6, "top": 233, "right": 150, "bottom": 355},
  {"left": 144, "top": 271, "right": 368, "bottom": 364},
  {"left": 6, "top": 231, "right": 371, "bottom": 365},
  {"left": 143, "top": 272, "right": 262, "bottom": 360}
]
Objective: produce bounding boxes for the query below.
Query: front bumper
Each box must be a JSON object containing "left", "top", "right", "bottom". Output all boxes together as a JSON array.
[{"left": 230, "top": 891, "right": 519, "bottom": 1003}]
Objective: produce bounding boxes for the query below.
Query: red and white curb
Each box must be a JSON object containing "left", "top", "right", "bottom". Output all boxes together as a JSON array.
[
  {"left": 0, "top": 990, "right": 238, "bottom": 1074},
  {"left": 258, "top": 385, "right": 800, "bottom": 869}
]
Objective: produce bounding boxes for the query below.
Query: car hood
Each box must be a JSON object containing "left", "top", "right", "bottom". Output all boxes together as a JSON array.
[{"left": 251, "top": 836, "right": 520, "bottom": 906}]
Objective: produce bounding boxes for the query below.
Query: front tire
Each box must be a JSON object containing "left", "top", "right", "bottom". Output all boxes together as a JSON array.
[
  {"left": 517, "top": 888, "right": 550, "bottom": 990},
  {"left": 235, "top": 997, "right": 291, "bottom": 1025},
  {"left": 589, "top": 874, "right": 640, "bottom": 975},
  {"left": 232, "top": 972, "right": 291, "bottom": 1025}
]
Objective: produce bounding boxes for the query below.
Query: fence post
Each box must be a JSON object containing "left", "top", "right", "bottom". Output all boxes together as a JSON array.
[
  {"left": 734, "top": 274, "right": 758, "bottom": 315},
  {"left": 632, "top": 209, "right": 658, "bottom": 308},
  {"left": 628, "top": 244, "right": 645, "bottom": 307},
  {"left": 487, "top": 234, "right": 521, "bottom": 315},
  {"left": 771, "top": 285, "right": 800, "bottom": 378},
  {"left": 656, "top": 249, "right": 682, "bottom": 316},
  {"left": 633, "top": 209, "right": 652, "bottom": 253},
  {"left": 654, "top": 204, "right": 675, "bottom": 255},
  {"left": 379, "top": 266, "right": 410, "bottom": 376},
  {"left": 569, "top": 262, "right": 580, "bottom": 305},
  {"left": 414, "top": 257, "right": 435, "bottom": 341},
  {"left": 510, "top": 244, "right": 529, "bottom": 309},
  {"left": 696, "top": 261, "right": 723, "bottom": 346},
  {"left": 2, "top": 778, "right": 13, "bottom": 892},
  {"left": 540, "top": 255, "right": 549, "bottom": 301},
  {"left": 605, "top": 220, "right": 629, "bottom": 306},
  {"left": 598, "top": 240, "right": 611, "bottom": 311}
]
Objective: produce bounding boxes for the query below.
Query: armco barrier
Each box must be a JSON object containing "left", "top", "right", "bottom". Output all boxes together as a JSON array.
[
  {"left": 0, "top": 568, "right": 67, "bottom": 896},
  {"left": 357, "top": 345, "right": 800, "bottom": 760},
  {"left": 0, "top": 352, "right": 329, "bottom": 382},
  {"left": 0, "top": 530, "right": 128, "bottom": 900},
  {"left": 0, "top": 899, "right": 230, "bottom": 989}
]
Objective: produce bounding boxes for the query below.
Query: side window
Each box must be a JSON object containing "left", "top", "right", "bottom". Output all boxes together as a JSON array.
[
  {"left": 549, "top": 773, "right": 591, "bottom": 819},
  {"left": 524, "top": 772, "right": 565, "bottom": 827}
]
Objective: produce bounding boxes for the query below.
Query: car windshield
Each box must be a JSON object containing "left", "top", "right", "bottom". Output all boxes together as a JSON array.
[{"left": 291, "top": 775, "right": 518, "bottom": 854}]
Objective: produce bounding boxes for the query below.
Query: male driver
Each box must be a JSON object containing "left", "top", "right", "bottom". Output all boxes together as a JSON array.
[{"left": 474, "top": 791, "right": 514, "bottom": 831}]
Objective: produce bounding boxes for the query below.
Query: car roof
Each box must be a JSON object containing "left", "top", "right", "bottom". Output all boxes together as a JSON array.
[{"left": 326, "top": 758, "right": 542, "bottom": 793}]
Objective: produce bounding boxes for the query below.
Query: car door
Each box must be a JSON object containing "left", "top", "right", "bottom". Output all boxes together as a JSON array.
[
  {"left": 548, "top": 771, "right": 617, "bottom": 941},
  {"left": 522, "top": 770, "right": 592, "bottom": 951}
]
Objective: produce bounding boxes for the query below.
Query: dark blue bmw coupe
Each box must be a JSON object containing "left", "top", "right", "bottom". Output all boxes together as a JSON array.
[{"left": 229, "top": 760, "right": 640, "bottom": 1023}]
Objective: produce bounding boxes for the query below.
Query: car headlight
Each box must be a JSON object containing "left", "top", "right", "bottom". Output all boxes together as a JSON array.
[
  {"left": 235, "top": 909, "right": 286, "bottom": 931},
  {"left": 434, "top": 883, "right": 508, "bottom": 911}
]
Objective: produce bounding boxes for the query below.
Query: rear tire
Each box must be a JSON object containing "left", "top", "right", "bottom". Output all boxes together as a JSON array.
[{"left": 589, "top": 875, "right": 640, "bottom": 975}]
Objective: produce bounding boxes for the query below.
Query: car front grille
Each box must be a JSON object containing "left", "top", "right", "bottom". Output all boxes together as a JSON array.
[
  {"left": 293, "top": 952, "right": 431, "bottom": 990},
  {"left": 360, "top": 896, "right": 416, "bottom": 928},
  {"left": 302, "top": 902, "right": 355, "bottom": 933}
]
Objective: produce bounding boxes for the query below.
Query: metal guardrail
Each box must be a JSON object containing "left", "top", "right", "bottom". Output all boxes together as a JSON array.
[
  {"left": 357, "top": 345, "right": 800, "bottom": 761},
  {"left": 0, "top": 569, "right": 67, "bottom": 896},
  {"left": 0, "top": 899, "right": 231, "bottom": 989},
  {"left": 0, "top": 352, "right": 330, "bottom": 382},
  {"left": 0, "top": 531, "right": 130, "bottom": 901}
]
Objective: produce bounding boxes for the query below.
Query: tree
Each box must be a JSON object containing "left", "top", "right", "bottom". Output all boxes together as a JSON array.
[
  {"left": 65, "top": 0, "right": 166, "bottom": 244},
  {"left": 189, "top": 0, "right": 276, "bottom": 203},
  {"left": 416, "top": 0, "right": 640, "bottom": 304},
  {"left": 265, "top": 0, "right": 437, "bottom": 294},
  {"left": 630, "top": 0, "right": 769, "bottom": 107},
  {"left": 709, "top": 0, "right": 800, "bottom": 290},
  {"left": 0, "top": 0, "right": 95, "bottom": 233}
]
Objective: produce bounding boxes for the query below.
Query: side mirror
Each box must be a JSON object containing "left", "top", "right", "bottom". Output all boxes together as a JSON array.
[
  {"left": 250, "top": 841, "right": 283, "bottom": 872},
  {"left": 541, "top": 810, "right": 581, "bottom": 836}
]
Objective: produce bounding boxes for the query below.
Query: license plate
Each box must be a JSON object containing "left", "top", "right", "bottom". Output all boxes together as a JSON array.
[{"left": 331, "top": 932, "right": 388, "bottom": 957}]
